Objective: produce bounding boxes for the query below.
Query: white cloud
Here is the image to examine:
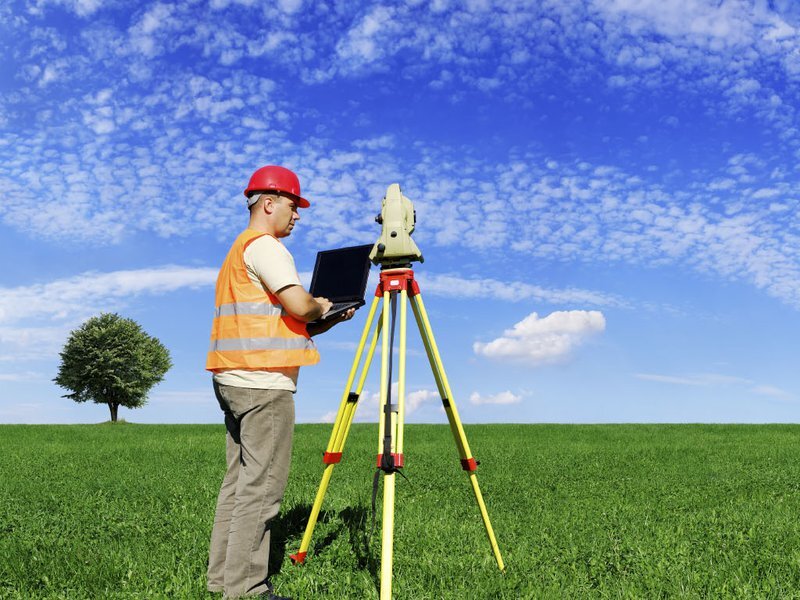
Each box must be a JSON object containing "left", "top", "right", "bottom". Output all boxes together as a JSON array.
[
  {"left": 469, "top": 390, "right": 522, "bottom": 405},
  {"left": 71, "top": 0, "right": 102, "bottom": 16},
  {"left": 634, "top": 373, "right": 752, "bottom": 386},
  {"left": 27, "top": 0, "right": 104, "bottom": 17},
  {"left": 0, "top": 371, "right": 45, "bottom": 382},
  {"left": 636, "top": 372, "right": 794, "bottom": 402},
  {"left": 418, "top": 273, "right": 624, "bottom": 307},
  {"left": 406, "top": 388, "right": 440, "bottom": 412},
  {"left": 593, "top": 0, "right": 758, "bottom": 46},
  {"left": 750, "top": 384, "right": 794, "bottom": 400},
  {"left": 0, "top": 266, "right": 216, "bottom": 358},
  {"left": 353, "top": 135, "right": 395, "bottom": 150},
  {"left": 320, "top": 383, "right": 441, "bottom": 423},
  {"left": 12, "top": 1, "right": 800, "bottom": 115},
  {"left": 0, "top": 402, "right": 51, "bottom": 422},
  {"left": 473, "top": 310, "right": 606, "bottom": 366},
  {"left": 277, "top": 0, "right": 303, "bottom": 13},
  {"left": 3, "top": 2, "right": 800, "bottom": 315},
  {"left": 149, "top": 390, "right": 215, "bottom": 405},
  {"left": 320, "top": 410, "right": 338, "bottom": 424},
  {"left": 335, "top": 5, "right": 397, "bottom": 70},
  {"left": 3, "top": 122, "right": 800, "bottom": 312},
  {"left": 0, "top": 325, "right": 73, "bottom": 359},
  {"left": 39, "top": 62, "right": 64, "bottom": 86},
  {"left": 0, "top": 266, "right": 216, "bottom": 325},
  {"left": 752, "top": 187, "right": 781, "bottom": 199},
  {"left": 127, "top": 3, "right": 177, "bottom": 58}
]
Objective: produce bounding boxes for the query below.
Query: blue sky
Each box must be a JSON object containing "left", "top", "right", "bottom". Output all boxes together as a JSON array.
[{"left": 2, "top": 0, "right": 800, "bottom": 424}]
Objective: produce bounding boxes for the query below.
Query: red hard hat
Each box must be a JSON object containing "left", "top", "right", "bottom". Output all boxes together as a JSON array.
[{"left": 244, "top": 165, "right": 310, "bottom": 208}]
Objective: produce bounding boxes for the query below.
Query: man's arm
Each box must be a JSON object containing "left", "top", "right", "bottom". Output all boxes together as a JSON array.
[{"left": 275, "top": 285, "right": 332, "bottom": 322}]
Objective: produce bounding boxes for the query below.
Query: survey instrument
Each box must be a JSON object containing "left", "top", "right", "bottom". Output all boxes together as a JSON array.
[{"left": 291, "top": 184, "right": 505, "bottom": 599}]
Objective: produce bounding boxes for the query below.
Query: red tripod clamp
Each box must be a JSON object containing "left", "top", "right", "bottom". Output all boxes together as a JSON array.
[
  {"left": 322, "top": 452, "right": 342, "bottom": 464},
  {"left": 376, "top": 269, "right": 420, "bottom": 296},
  {"left": 377, "top": 453, "right": 405, "bottom": 469},
  {"left": 460, "top": 457, "right": 479, "bottom": 472}
]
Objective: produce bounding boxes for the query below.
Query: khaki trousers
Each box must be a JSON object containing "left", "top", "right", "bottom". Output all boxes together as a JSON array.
[{"left": 207, "top": 381, "right": 295, "bottom": 598}]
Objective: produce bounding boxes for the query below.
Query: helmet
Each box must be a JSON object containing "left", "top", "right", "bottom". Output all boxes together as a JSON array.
[{"left": 244, "top": 165, "right": 310, "bottom": 208}]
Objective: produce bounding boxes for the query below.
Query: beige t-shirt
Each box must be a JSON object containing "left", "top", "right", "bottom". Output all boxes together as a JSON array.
[{"left": 213, "top": 234, "right": 303, "bottom": 392}]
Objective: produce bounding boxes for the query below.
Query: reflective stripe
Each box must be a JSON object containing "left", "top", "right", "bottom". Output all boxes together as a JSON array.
[
  {"left": 209, "top": 337, "right": 316, "bottom": 352},
  {"left": 214, "top": 302, "right": 285, "bottom": 318},
  {"left": 206, "top": 228, "right": 320, "bottom": 371}
]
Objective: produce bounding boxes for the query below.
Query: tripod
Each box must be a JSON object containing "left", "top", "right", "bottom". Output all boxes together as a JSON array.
[{"left": 290, "top": 268, "right": 505, "bottom": 599}]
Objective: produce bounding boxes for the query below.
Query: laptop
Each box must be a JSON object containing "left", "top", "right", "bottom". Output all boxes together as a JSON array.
[{"left": 309, "top": 244, "right": 373, "bottom": 322}]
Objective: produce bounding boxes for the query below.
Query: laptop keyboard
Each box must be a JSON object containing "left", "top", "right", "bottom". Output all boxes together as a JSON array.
[{"left": 327, "top": 301, "right": 354, "bottom": 314}]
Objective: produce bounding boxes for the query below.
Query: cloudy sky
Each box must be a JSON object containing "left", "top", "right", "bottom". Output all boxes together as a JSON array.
[{"left": 2, "top": 0, "right": 799, "bottom": 424}]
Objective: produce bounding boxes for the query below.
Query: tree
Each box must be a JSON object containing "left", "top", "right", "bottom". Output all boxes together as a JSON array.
[{"left": 54, "top": 313, "right": 172, "bottom": 422}]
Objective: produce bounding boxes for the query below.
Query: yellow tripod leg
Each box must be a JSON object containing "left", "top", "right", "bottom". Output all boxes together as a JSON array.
[
  {"left": 410, "top": 292, "right": 506, "bottom": 572},
  {"left": 396, "top": 288, "right": 407, "bottom": 458},
  {"left": 380, "top": 470, "right": 395, "bottom": 600},
  {"left": 378, "top": 288, "right": 408, "bottom": 600},
  {"left": 375, "top": 288, "right": 393, "bottom": 597},
  {"left": 376, "top": 288, "right": 392, "bottom": 456},
  {"left": 291, "top": 295, "right": 382, "bottom": 565},
  {"left": 328, "top": 296, "right": 384, "bottom": 458}
]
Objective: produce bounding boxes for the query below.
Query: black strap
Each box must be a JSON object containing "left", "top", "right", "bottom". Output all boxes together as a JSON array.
[
  {"left": 367, "top": 466, "right": 411, "bottom": 551},
  {"left": 369, "top": 468, "right": 381, "bottom": 543}
]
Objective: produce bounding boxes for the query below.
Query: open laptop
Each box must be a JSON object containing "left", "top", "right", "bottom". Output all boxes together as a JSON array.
[{"left": 309, "top": 244, "right": 373, "bottom": 322}]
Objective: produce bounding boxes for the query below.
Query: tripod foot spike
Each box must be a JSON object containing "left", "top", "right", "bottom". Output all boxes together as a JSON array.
[{"left": 289, "top": 551, "right": 307, "bottom": 565}]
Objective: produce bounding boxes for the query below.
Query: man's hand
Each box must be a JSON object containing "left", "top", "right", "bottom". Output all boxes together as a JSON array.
[
  {"left": 307, "top": 306, "right": 356, "bottom": 337},
  {"left": 314, "top": 297, "right": 333, "bottom": 316},
  {"left": 338, "top": 307, "right": 356, "bottom": 322}
]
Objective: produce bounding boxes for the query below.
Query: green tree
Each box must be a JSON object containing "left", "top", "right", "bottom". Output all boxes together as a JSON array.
[{"left": 54, "top": 313, "right": 172, "bottom": 422}]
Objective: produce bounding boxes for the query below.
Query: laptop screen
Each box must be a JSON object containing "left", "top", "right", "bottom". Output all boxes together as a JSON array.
[{"left": 309, "top": 244, "right": 373, "bottom": 301}]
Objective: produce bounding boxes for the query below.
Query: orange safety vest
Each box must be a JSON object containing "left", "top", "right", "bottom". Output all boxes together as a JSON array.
[{"left": 206, "top": 229, "right": 320, "bottom": 372}]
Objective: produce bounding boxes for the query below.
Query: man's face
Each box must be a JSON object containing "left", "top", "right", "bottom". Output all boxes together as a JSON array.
[{"left": 270, "top": 195, "right": 300, "bottom": 237}]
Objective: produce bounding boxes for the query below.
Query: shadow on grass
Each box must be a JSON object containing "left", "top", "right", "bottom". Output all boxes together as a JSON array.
[{"left": 270, "top": 504, "right": 378, "bottom": 588}]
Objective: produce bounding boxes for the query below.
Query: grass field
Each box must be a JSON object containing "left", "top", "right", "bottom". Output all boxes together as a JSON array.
[{"left": 1, "top": 423, "right": 800, "bottom": 598}]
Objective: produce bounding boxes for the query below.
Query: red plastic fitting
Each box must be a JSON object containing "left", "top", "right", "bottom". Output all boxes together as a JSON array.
[
  {"left": 376, "top": 453, "right": 405, "bottom": 468},
  {"left": 409, "top": 279, "right": 420, "bottom": 296},
  {"left": 460, "top": 457, "right": 478, "bottom": 471},
  {"left": 379, "top": 270, "right": 415, "bottom": 293},
  {"left": 322, "top": 451, "right": 342, "bottom": 464}
]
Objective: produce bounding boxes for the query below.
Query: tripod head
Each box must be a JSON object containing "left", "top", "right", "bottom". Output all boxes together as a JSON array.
[{"left": 369, "top": 183, "right": 424, "bottom": 269}]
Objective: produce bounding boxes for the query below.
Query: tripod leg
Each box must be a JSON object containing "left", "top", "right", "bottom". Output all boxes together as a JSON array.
[
  {"left": 409, "top": 292, "right": 506, "bottom": 572},
  {"left": 378, "top": 287, "right": 408, "bottom": 600},
  {"left": 291, "top": 295, "right": 383, "bottom": 564},
  {"left": 376, "top": 288, "right": 395, "bottom": 599},
  {"left": 396, "top": 287, "right": 408, "bottom": 457},
  {"left": 381, "top": 473, "right": 396, "bottom": 600},
  {"left": 377, "top": 289, "right": 392, "bottom": 457},
  {"left": 328, "top": 295, "right": 384, "bottom": 462}
]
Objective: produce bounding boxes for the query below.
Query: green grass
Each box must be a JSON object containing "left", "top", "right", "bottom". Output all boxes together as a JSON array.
[{"left": 1, "top": 423, "right": 800, "bottom": 598}]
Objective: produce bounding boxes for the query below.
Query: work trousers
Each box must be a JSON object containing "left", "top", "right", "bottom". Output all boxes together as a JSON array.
[{"left": 207, "top": 381, "right": 295, "bottom": 598}]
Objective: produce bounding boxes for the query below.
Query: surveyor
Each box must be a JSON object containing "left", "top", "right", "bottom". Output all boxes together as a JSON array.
[{"left": 205, "top": 165, "right": 354, "bottom": 599}]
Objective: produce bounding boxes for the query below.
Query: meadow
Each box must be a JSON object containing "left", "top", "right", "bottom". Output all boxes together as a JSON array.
[{"left": 1, "top": 423, "right": 799, "bottom": 599}]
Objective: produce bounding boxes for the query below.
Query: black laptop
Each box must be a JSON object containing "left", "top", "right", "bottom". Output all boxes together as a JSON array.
[{"left": 309, "top": 244, "right": 373, "bottom": 322}]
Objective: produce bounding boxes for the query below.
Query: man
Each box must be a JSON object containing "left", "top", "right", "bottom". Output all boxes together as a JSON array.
[{"left": 206, "top": 165, "right": 354, "bottom": 599}]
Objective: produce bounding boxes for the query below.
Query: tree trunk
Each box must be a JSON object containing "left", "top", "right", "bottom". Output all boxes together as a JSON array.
[{"left": 109, "top": 403, "right": 119, "bottom": 422}]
